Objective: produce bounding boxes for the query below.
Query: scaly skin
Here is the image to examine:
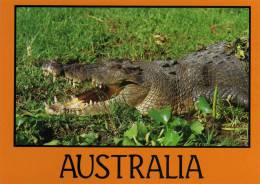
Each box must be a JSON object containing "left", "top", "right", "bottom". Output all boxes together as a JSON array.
[{"left": 42, "top": 40, "right": 249, "bottom": 116}]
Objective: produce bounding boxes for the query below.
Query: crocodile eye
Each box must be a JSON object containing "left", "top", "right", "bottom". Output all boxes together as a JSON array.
[
  {"left": 168, "top": 71, "right": 176, "bottom": 75},
  {"left": 162, "top": 63, "right": 170, "bottom": 67},
  {"left": 111, "top": 64, "right": 122, "bottom": 69}
]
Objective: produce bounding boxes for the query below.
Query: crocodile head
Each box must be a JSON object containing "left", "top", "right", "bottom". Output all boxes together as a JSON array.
[
  {"left": 90, "top": 61, "right": 143, "bottom": 87},
  {"left": 44, "top": 61, "right": 149, "bottom": 115}
]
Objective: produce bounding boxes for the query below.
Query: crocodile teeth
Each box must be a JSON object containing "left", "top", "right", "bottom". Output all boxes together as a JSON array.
[
  {"left": 94, "top": 101, "right": 97, "bottom": 105},
  {"left": 89, "top": 100, "right": 93, "bottom": 105},
  {"left": 54, "top": 96, "right": 58, "bottom": 103},
  {"left": 43, "top": 71, "right": 49, "bottom": 76},
  {"left": 44, "top": 102, "right": 49, "bottom": 108},
  {"left": 91, "top": 78, "right": 104, "bottom": 88},
  {"left": 92, "top": 79, "right": 97, "bottom": 86},
  {"left": 105, "top": 100, "right": 110, "bottom": 106}
]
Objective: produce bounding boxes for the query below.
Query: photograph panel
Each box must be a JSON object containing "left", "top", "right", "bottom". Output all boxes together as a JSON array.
[{"left": 15, "top": 7, "right": 250, "bottom": 147}]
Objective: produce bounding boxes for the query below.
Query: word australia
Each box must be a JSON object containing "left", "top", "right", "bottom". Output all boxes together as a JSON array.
[{"left": 60, "top": 154, "right": 204, "bottom": 179}]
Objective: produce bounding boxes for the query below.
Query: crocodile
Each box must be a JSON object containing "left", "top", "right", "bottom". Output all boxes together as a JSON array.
[{"left": 42, "top": 40, "right": 249, "bottom": 116}]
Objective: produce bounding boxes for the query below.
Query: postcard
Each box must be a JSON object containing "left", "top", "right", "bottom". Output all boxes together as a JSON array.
[{"left": 0, "top": 0, "right": 259, "bottom": 183}]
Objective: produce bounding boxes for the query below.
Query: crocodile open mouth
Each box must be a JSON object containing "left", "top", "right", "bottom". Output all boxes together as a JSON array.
[
  {"left": 44, "top": 80, "right": 127, "bottom": 115},
  {"left": 42, "top": 59, "right": 148, "bottom": 115}
]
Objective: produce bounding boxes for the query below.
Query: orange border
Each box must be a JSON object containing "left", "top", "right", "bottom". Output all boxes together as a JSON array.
[{"left": 1, "top": 0, "right": 260, "bottom": 184}]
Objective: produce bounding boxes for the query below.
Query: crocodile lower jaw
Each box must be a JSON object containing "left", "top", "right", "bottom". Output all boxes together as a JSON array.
[{"left": 44, "top": 85, "right": 125, "bottom": 116}]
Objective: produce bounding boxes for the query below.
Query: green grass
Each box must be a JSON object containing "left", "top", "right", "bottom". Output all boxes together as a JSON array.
[{"left": 16, "top": 7, "right": 249, "bottom": 146}]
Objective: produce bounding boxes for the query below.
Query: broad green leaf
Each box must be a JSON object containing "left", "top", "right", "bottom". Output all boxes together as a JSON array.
[
  {"left": 169, "top": 117, "right": 187, "bottom": 128},
  {"left": 195, "top": 97, "right": 212, "bottom": 114},
  {"left": 148, "top": 106, "right": 172, "bottom": 124},
  {"left": 113, "top": 137, "right": 123, "bottom": 145},
  {"left": 122, "top": 137, "right": 136, "bottom": 146},
  {"left": 161, "top": 130, "right": 181, "bottom": 146},
  {"left": 43, "top": 139, "right": 61, "bottom": 146},
  {"left": 137, "top": 121, "right": 148, "bottom": 139},
  {"left": 80, "top": 132, "right": 98, "bottom": 145},
  {"left": 184, "top": 134, "right": 197, "bottom": 146},
  {"left": 190, "top": 121, "right": 204, "bottom": 135},
  {"left": 124, "top": 124, "right": 138, "bottom": 139}
]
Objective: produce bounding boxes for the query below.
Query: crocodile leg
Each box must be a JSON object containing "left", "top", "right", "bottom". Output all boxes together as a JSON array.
[{"left": 136, "top": 86, "right": 169, "bottom": 115}]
